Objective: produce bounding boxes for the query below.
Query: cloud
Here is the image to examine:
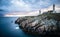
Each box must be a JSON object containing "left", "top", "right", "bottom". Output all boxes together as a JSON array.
[
  {"left": 0, "top": 0, "right": 11, "bottom": 6},
  {"left": 4, "top": 11, "right": 39, "bottom": 17},
  {"left": 2, "top": 0, "right": 32, "bottom": 11},
  {"left": 0, "top": 0, "right": 60, "bottom": 12},
  {"left": 41, "top": 4, "right": 60, "bottom": 13}
]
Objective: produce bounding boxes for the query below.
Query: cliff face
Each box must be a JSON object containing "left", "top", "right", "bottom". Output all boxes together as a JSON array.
[{"left": 15, "top": 13, "right": 60, "bottom": 35}]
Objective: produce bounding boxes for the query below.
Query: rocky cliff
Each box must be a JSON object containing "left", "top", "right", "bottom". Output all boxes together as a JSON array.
[{"left": 15, "top": 13, "right": 60, "bottom": 35}]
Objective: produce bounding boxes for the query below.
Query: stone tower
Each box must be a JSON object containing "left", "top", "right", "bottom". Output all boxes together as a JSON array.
[{"left": 39, "top": 10, "right": 41, "bottom": 14}]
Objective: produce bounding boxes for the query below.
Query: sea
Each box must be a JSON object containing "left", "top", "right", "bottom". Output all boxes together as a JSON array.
[{"left": 0, "top": 17, "right": 39, "bottom": 37}]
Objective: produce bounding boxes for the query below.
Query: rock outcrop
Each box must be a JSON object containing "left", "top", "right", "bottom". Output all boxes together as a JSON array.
[{"left": 15, "top": 13, "right": 60, "bottom": 35}]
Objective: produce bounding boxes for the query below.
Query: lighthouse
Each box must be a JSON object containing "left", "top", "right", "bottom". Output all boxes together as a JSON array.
[
  {"left": 39, "top": 10, "right": 41, "bottom": 14},
  {"left": 53, "top": 4, "right": 56, "bottom": 13}
]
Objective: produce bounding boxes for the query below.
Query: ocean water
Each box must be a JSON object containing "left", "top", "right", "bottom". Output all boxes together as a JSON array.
[{"left": 0, "top": 17, "right": 37, "bottom": 37}]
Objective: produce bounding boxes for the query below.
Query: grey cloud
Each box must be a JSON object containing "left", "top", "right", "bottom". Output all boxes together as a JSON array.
[{"left": 0, "top": 0, "right": 11, "bottom": 6}]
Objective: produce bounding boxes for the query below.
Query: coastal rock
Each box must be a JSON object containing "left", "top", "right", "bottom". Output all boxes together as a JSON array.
[{"left": 15, "top": 13, "right": 60, "bottom": 35}]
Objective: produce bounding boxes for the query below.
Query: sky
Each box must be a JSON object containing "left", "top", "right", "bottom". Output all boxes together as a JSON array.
[
  {"left": 0, "top": 0, "right": 60, "bottom": 12},
  {"left": 0, "top": 0, "right": 60, "bottom": 17}
]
